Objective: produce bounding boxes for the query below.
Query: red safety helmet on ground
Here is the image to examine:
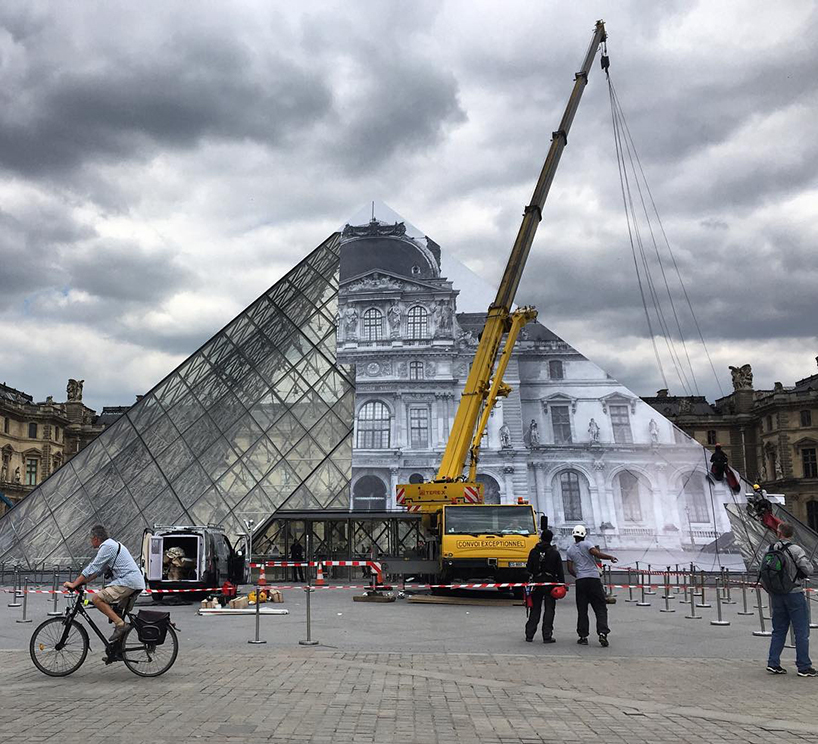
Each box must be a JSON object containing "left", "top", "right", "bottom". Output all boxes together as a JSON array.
[{"left": 550, "top": 585, "right": 567, "bottom": 600}]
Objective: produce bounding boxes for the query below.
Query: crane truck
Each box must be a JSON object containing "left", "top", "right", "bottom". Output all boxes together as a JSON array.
[{"left": 396, "top": 21, "right": 609, "bottom": 586}]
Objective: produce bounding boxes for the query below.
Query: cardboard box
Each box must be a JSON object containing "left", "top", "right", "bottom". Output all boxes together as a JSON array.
[
  {"left": 229, "top": 595, "right": 249, "bottom": 609},
  {"left": 267, "top": 590, "right": 283, "bottom": 603}
]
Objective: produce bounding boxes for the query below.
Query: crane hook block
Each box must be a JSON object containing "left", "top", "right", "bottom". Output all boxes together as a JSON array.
[{"left": 601, "top": 54, "right": 610, "bottom": 71}]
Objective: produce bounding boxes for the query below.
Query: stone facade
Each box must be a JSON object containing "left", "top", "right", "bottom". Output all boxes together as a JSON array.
[
  {"left": 338, "top": 217, "right": 736, "bottom": 554},
  {"left": 643, "top": 362, "right": 818, "bottom": 531},
  {"left": 0, "top": 380, "right": 125, "bottom": 514}
]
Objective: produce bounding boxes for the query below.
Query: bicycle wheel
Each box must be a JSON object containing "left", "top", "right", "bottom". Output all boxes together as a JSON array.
[
  {"left": 30, "top": 618, "right": 89, "bottom": 677},
  {"left": 122, "top": 625, "right": 178, "bottom": 677}
]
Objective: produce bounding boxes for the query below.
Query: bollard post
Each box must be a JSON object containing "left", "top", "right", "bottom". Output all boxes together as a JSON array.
[
  {"left": 806, "top": 580, "right": 818, "bottom": 629},
  {"left": 685, "top": 577, "right": 701, "bottom": 620},
  {"left": 625, "top": 568, "right": 636, "bottom": 603},
  {"left": 16, "top": 577, "right": 33, "bottom": 623},
  {"left": 248, "top": 584, "right": 266, "bottom": 645},
  {"left": 660, "top": 570, "right": 675, "bottom": 613},
  {"left": 710, "top": 575, "right": 730, "bottom": 626},
  {"left": 682, "top": 570, "right": 689, "bottom": 603},
  {"left": 299, "top": 586, "right": 319, "bottom": 646},
  {"left": 736, "top": 573, "right": 754, "bottom": 616},
  {"left": 674, "top": 564, "right": 681, "bottom": 594},
  {"left": 696, "top": 570, "right": 711, "bottom": 608},
  {"left": 636, "top": 571, "right": 651, "bottom": 606},
  {"left": 8, "top": 566, "right": 21, "bottom": 608},
  {"left": 661, "top": 566, "right": 674, "bottom": 600},
  {"left": 723, "top": 568, "right": 735, "bottom": 604},
  {"left": 645, "top": 564, "right": 656, "bottom": 595},
  {"left": 47, "top": 566, "right": 62, "bottom": 616},
  {"left": 752, "top": 586, "right": 772, "bottom": 636}
]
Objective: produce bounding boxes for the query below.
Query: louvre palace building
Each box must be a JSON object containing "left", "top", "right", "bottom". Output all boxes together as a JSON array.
[{"left": 0, "top": 208, "right": 745, "bottom": 567}]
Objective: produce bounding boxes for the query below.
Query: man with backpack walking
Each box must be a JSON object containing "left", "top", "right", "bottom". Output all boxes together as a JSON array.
[
  {"left": 525, "top": 529, "right": 565, "bottom": 643},
  {"left": 760, "top": 522, "right": 816, "bottom": 677}
]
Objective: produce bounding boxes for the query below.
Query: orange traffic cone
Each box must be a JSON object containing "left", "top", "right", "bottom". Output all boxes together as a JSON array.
[
  {"left": 315, "top": 562, "right": 326, "bottom": 586},
  {"left": 258, "top": 563, "right": 267, "bottom": 586}
]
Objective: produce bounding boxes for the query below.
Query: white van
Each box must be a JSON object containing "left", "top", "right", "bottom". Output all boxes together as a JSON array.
[{"left": 141, "top": 524, "right": 248, "bottom": 598}]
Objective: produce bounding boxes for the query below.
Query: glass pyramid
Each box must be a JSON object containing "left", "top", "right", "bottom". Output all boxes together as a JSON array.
[{"left": 0, "top": 234, "right": 354, "bottom": 568}]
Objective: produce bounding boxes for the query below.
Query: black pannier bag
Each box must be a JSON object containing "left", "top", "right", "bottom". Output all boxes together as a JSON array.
[{"left": 133, "top": 610, "right": 171, "bottom": 645}]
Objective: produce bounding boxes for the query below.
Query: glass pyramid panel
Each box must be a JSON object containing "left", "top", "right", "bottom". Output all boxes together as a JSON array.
[{"left": 0, "top": 234, "right": 352, "bottom": 567}]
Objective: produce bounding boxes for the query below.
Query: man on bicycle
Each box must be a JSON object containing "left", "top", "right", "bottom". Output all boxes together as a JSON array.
[{"left": 63, "top": 524, "right": 145, "bottom": 642}]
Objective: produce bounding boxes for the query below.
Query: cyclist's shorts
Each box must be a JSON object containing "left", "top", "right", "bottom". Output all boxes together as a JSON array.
[{"left": 95, "top": 585, "right": 136, "bottom": 605}]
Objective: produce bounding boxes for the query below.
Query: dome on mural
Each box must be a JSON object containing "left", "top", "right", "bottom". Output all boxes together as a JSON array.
[{"left": 340, "top": 219, "right": 440, "bottom": 281}]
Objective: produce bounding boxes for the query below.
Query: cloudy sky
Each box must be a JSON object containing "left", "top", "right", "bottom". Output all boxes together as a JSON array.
[{"left": 1, "top": 1, "right": 816, "bottom": 412}]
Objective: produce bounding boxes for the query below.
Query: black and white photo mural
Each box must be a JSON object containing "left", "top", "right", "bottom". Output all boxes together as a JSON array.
[{"left": 338, "top": 205, "right": 751, "bottom": 568}]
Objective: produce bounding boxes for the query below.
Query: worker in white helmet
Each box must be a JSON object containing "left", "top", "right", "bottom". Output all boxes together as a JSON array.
[{"left": 566, "top": 524, "right": 618, "bottom": 647}]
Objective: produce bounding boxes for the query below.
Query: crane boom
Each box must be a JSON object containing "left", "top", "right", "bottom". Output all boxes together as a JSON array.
[{"left": 397, "top": 20, "right": 607, "bottom": 511}]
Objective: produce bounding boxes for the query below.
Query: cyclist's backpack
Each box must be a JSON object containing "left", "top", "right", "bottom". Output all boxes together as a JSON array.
[
  {"left": 758, "top": 543, "right": 799, "bottom": 595},
  {"left": 133, "top": 610, "right": 171, "bottom": 645}
]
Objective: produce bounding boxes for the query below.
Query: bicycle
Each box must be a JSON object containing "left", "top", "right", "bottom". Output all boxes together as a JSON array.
[{"left": 30, "top": 587, "right": 179, "bottom": 678}]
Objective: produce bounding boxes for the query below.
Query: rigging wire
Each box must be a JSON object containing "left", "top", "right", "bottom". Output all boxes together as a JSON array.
[
  {"left": 610, "top": 82, "right": 700, "bottom": 396},
  {"left": 607, "top": 73, "right": 668, "bottom": 390}
]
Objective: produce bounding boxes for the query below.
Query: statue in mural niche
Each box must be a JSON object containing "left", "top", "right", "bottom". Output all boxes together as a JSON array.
[
  {"left": 499, "top": 423, "right": 512, "bottom": 449},
  {"left": 729, "top": 363, "right": 753, "bottom": 391},
  {"left": 587, "top": 418, "right": 600, "bottom": 444},
  {"left": 13, "top": 466, "right": 21, "bottom": 484},
  {"left": 0, "top": 463, "right": 6, "bottom": 482},
  {"left": 387, "top": 304, "right": 402, "bottom": 338},
  {"left": 527, "top": 419, "right": 540, "bottom": 447},
  {"left": 648, "top": 419, "right": 660, "bottom": 444},
  {"left": 66, "top": 378, "right": 84, "bottom": 402},
  {"left": 775, "top": 452, "right": 784, "bottom": 480},
  {"left": 433, "top": 301, "right": 452, "bottom": 338},
  {"left": 342, "top": 307, "right": 358, "bottom": 340}
]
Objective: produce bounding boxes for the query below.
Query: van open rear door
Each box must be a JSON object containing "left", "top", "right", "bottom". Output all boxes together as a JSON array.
[{"left": 147, "top": 534, "right": 164, "bottom": 581}]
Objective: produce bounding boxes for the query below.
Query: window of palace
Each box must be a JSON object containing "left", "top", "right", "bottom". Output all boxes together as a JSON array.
[
  {"left": 3, "top": 417, "right": 8, "bottom": 434},
  {"left": 409, "top": 361, "right": 424, "bottom": 380},
  {"left": 409, "top": 407, "right": 429, "bottom": 448},
  {"left": 407, "top": 306, "right": 428, "bottom": 339},
  {"left": 352, "top": 475, "right": 387, "bottom": 511},
  {"left": 551, "top": 405, "right": 572, "bottom": 444},
  {"left": 706, "top": 430, "right": 717, "bottom": 445},
  {"left": 356, "top": 401, "right": 391, "bottom": 449},
  {"left": 618, "top": 471, "right": 642, "bottom": 522},
  {"left": 684, "top": 473, "right": 710, "bottom": 523},
  {"left": 767, "top": 415, "right": 773, "bottom": 432},
  {"left": 560, "top": 471, "right": 582, "bottom": 521},
  {"left": 808, "top": 500, "right": 818, "bottom": 532},
  {"left": 28, "top": 422, "right": 37, "bottom": 439},
  {"left": 549, "top": 360, "right": 564, "bottom": 379},
  {"left": 25, "top": 457, "right": 38, "bottom": 486},
  {"left": 362, "top": 308, "right": 384, "bottom": 341},
  {"left": 804, "top": 448, "right": 817, "bottom": 479},
  {"left": 408, "top": 472, "right": 425, "bottom": 484},
  {"left": 801, "top": 410, "right": 813, "bottom": 427},
  {"left": 610, "top": 405, "right": 633, "bottom": 444}
]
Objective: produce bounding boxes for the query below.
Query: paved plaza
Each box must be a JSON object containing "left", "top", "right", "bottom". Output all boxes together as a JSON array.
[{"left": 2, "top": 583, "right": 818, "bottom": 743}]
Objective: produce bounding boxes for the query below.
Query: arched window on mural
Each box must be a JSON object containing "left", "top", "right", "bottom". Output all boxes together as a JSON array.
[
  {"left": 408, "top": 472, "right": 425, "bottom": 484},
  {"left": 353, "top": 475, "right": 387, "bottom": 511},
  {"left": 362, "top": 308, "right": 384, "bottom": 341},
  {"left": 476, "top": 473, "right": 501, "bottom": 504},
  {"left": 356, "top": 401, "right": 391, "bottom": 449},
  {"left": 407, "top": 306, "right": 428, "bottom": 340},
  {"left": 560, "top": 471, "right": 583, "bottom": 522},
  {"left": 682, "top": 473, "right": 710, "bottom": 523},
  {"left": 618, "top": 470, "right": 643, "bottom": 522}
]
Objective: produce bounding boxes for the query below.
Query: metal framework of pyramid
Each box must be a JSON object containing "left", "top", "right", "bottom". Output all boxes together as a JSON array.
[{"left": 0, "top": 234, "right": 354, "bottom": 568}]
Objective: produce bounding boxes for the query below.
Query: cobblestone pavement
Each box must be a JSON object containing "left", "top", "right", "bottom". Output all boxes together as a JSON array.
[
  {"left": 2, "top": 647, "right": 818, "bottom": 743},
  {"left": 3, "top": 588, "right": 818, "bottom": 743}
]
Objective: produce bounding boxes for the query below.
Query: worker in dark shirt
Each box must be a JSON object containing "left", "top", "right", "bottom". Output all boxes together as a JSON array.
[
  {"left": 525, "top": 529, "right": 565, "bottom": 643},
  {"left": 290, "top": 541, "right": 305, "bottom": 582},
  {"left": 710, "top": 443, "right": 729, "bottom": 481}
]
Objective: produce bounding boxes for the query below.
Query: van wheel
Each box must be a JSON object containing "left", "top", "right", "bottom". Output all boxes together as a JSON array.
[{"left": 151, "top": 594, "right": 163, "bottom": 603}]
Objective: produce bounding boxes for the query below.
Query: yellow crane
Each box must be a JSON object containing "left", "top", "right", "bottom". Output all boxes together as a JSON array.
[{"left": 396, "top": 21, "right": 609, "bottom": 585}]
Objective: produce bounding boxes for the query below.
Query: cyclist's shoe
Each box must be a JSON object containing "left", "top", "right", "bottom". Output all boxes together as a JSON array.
[{"left": 109, "top": 622, "right": 130, "bottom": 643}]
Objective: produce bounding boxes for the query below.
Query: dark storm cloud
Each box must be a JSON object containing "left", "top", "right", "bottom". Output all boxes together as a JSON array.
[
  {"left": 65, "top": 239, "right": 195, "bottom": 303},
  {"left": 0, "top": 9, "right": 333, "bottom": 176}
]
